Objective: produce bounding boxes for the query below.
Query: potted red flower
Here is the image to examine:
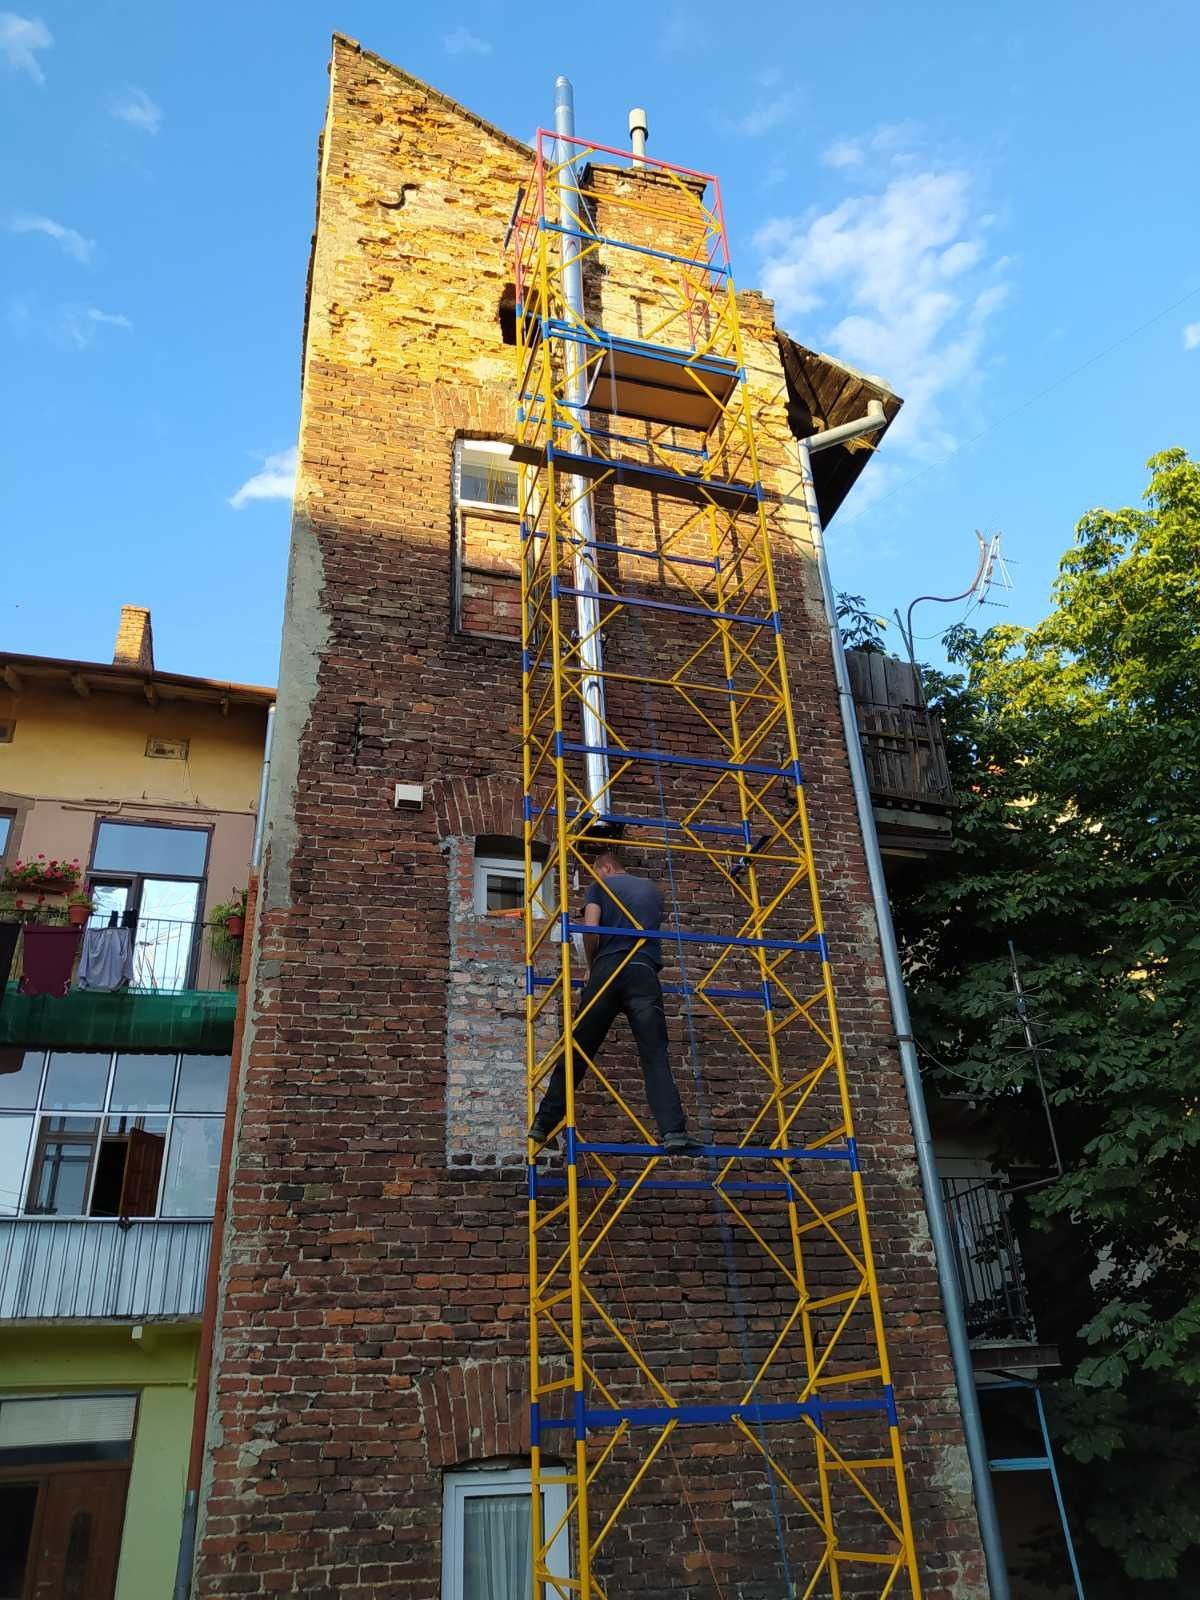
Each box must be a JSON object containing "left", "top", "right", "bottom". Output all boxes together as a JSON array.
[{"left": 2, "top": 856, "right": 83, "bottom": 896}]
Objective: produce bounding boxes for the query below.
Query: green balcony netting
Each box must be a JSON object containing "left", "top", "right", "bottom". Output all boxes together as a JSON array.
[{"left": 0, "top": 984, "right": 236, "bottom": 1051}]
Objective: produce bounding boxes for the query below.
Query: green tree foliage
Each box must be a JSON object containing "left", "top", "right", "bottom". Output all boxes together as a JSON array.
[
  {"left": 893, "top": 450, "right": 1200, "bottom": 1592},
  {"left": 835, "top": 591, "right": 888, "bottom": 654}
]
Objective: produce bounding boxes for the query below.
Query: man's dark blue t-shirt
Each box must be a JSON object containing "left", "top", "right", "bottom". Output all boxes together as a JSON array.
[{"left": 584, "top": 873, "right": 665, "bottom": 969}]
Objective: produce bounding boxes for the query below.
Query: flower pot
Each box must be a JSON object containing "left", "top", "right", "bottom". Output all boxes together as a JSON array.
[
  {"left": 67, "top": 904, "right": 90, "bottom": 927},
  {"left": 225, "top": 914, "right": 245, "bottom": 939}
]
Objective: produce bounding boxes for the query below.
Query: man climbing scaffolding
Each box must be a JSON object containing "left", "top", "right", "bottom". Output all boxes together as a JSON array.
[{"left": 529, "top": 848, "right": 704, "bottom": 1154}]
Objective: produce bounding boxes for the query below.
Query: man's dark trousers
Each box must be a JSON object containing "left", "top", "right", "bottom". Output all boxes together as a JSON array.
[{"left": 536, "top": 952, "right": 687, "bottom": 1136}]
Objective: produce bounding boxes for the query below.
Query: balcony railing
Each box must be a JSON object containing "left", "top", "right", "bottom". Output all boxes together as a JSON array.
[
  {"left": 941, "top": 1176, "right": 1037, "bottom": 1344},
  {"left": 0, "top": 1218, "right": 211, "bottom": 1319},
  {"left": 846, "top": 649, "right": 954, "bottom": 807},
  {"left": 8, "top": 917, "right": 242, "bottom": 996}
]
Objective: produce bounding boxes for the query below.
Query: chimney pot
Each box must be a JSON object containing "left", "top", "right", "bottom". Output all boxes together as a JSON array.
[{"left": 114, "top": 606, "right": 154, "bottom": 672}]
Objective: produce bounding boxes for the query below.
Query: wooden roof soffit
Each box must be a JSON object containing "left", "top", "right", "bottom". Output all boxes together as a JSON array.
[{"left": 776, "top": 333, "right": 903, "bottom": 526}]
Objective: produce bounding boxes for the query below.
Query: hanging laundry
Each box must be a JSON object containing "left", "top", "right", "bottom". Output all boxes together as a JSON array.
[
  {"left": 19, "top": 925, "right": 82, "bottom": 998},
  {"left": 76, "top": 924, "right": 135, "bottom": 992}
]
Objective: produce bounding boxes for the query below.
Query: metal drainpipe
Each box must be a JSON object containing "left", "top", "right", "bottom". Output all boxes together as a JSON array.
[
  {"left": 797, "top": 426, "right": 1012, "bottom": 1600},
  {"left": 554, "top": 76, "right": 609, "bottom": 820},
  {"left": 251, "top": 703, "right": 275, "bottom": 869}
]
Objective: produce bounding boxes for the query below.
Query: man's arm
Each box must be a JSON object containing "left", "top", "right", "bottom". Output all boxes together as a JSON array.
[{"left": 582, "top": 897, "right": 602, "bottom": 965}]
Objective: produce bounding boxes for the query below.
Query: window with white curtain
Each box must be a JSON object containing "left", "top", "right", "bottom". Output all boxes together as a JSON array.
[{"left": 441, "top": 1467, "right": 569, "bottom": 1600}]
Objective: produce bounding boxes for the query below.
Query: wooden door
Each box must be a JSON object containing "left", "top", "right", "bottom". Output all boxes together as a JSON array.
[
  {"left": 118, "top": 1127, "right": 166, "bottom": 1218},
  {"left": 24, "top": 1468, "right": 129, "bottom": 1600}
]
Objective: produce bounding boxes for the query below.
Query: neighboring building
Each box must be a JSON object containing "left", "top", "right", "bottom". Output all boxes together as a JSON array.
[
  {"left": 0, "top": 606, "right": 271, "bottom": 1600},
  {"left": 192, "top": 37, "right": 991, "bottom": 1600}
]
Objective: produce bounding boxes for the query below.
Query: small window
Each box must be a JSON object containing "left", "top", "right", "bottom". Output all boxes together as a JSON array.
[
  {"left": 0, "top": 721, "right": 14, "bottom": 744},
  {"left": 458, "top": 441, "right": 519, "bottom": 510},
  {"left": 498, "top": 284, "right": 517, "bottom": 346},
  {"left": 442, "top": 1467, "right": 570, "bottom": 1600},
  {"left": 454, "top": 440, "right": 522, "bottom": 641},
  {"left": 473, "top": 854, "right": 553, "bottom": 919},
  {"left": 0, "top": 1393, "right": 136, "bottom": 1467},
  {"left": 0, "top": 814, "right": 12, "bottom": 859}
]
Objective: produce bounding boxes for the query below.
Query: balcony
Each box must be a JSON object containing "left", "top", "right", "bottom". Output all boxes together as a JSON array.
[
  {"left": 846, "top": 649, "right": 955, "bottom": 857},
  {"left": 0, "top": 1217, "right": 211, "bottom": 1319},
  {"left": 942, "top": 1175, "right": 1043, "bottom": 1354},
  {"left": 0, "top": 918, "right": 242, "bottom": 1052}
]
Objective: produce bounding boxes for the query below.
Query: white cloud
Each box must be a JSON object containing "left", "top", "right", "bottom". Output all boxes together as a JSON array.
[
  {"left": 735, "top": 92, "right": 799, "bottom": 138},
  {"left": 1184, "top": 322, "right": 1200, "bottom": 352},
  {"left": 822, "top": 137, "right": 864, "bottom": 170},
  {"left": 727, "top": 70, "right": 799, "bottom": 138},
  {"left": 820, "top": 122, "right": 922, "bottom": 171},
  {"left": 57, "top": 305, "right": 133, "bottom": 350},
  {"left": 0, "top": 12, "right": 51, "bottom": 83},
  {"left": 443, "top": 24, "right": 491, "bottom": 56},
  {"left": 110, "top": 86, "right": 163, "bottom": 134},
  {"left": 8, "top": 213, "right": 94, "bottom": 264},
  {"left": 757, "top": 144, "right": 1010, "bottom": 467},
  {"left": 229, "top": 446, "right": 297, "bottom": 510}
]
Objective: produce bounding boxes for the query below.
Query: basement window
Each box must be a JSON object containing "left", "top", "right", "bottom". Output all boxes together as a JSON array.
[
  {"left": 442, "top": 1466, "right": 570, "bottom": 1600},
  {"left": 453, "top": 440, "right": 522, "bottom": 642},
  {"left": 473, "top": 838, "right": 552, "bottom": 919}
]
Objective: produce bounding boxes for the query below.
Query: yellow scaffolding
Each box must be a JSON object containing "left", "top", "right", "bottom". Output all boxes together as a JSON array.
[{"left": 514, "top": 126, "right": 922, "bottom": 1599}]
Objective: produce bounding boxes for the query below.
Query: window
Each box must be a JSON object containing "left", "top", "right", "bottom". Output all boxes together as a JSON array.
[
  {"left": 454, "top": 440, "right": 522, "bottom": 641},
  {"left": 0, "top": 1051, "right": 229, "bottom": 1219},
  {"left": 0, "top": 1394, "right": 136, "bottom": 1461},
  {"left": 92, "top": 822, "right": 208, "bottom": 877},
  {"left": 0, "top": 814, "right": 12, "bottom": 861},
  {"left": 442, "top": 1467, "right": 569, "bottom": 1600},
  {"left": 473, "top": 841, "right": 552, "bottom": 919},
  {"left": 458, "top": 441, "right": 519, "bottom": 510},
  {"left": 87, "top": 820, "right": 211, "bottom": 992}
]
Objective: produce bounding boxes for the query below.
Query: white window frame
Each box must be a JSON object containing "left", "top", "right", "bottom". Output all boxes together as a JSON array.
[
  {"left": 455, "top": 439, "right": 521, "bottom": 515},
  {"left": 452, "top": 440, "right": 537, "bottom": 640},
  {"left": 441, "top": 1465, "right": 570, "bottom": 1600},
  {"left": 473, "top": 856, "right": 553, "bottom": 920}
]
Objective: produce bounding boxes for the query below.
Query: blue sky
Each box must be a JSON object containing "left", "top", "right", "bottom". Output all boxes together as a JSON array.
[{"left": 2, "top": 1, "right": 1197, "bottom": 686}]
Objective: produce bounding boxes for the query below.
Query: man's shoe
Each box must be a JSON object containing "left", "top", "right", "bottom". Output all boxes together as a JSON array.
[
  {"left": 528, "top": 1117, "right": 557, "bottom": 1149},
  {"left": 663, "top": 1131, "right": 704, "bottom": 1155}
]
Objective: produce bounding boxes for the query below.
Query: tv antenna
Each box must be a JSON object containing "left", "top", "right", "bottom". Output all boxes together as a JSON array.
[{"left": 894, "top": 529, "right": 1013, "bottom": 666}]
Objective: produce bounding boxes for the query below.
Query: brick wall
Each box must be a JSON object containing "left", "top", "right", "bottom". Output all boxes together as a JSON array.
[{"left": 194, "top": 34, "right": 987, "bottom": 1600}]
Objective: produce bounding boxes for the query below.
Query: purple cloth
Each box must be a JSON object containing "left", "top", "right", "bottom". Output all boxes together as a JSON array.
[{"left": 19, "top": 925, "right": 82, "bottom": 998}]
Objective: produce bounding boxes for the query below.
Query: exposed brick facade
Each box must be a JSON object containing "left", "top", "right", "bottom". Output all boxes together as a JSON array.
[{"left": 194, "top": 35, "right": 988, "bottom": 1599}]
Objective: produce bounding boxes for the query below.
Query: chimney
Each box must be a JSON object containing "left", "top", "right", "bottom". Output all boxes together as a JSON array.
[{"left": 113, "top": 605, "right": 154, "bottom": 671}]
